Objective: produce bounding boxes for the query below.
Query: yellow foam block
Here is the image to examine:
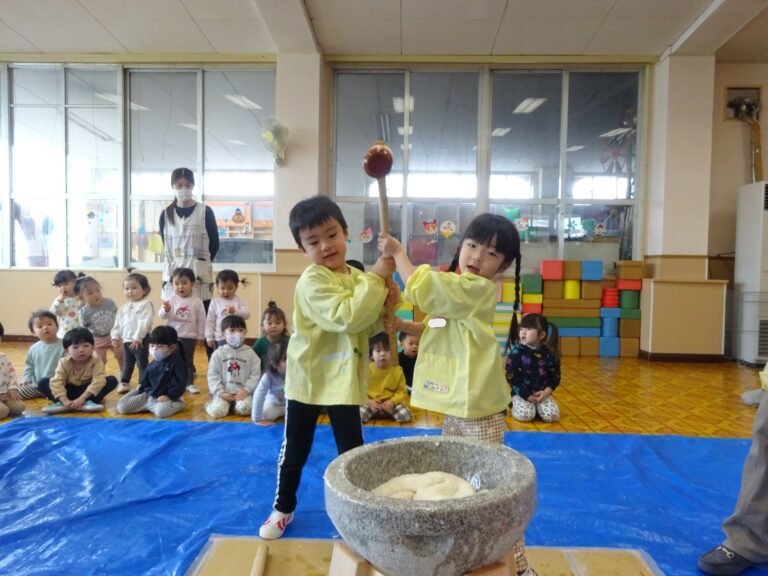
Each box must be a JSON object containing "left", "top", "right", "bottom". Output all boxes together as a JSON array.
[
  {"left": 563, "top": 279, "right": 581, "bottom": 300},
  {"left": 522, "top": 293, "right": 543, "bottom": 304},
  {"left": 398, "top": 300, "right": 414, "bottom": 311},
  {"left": 501, "top": 281, "right": 517, "bottom": 303}
]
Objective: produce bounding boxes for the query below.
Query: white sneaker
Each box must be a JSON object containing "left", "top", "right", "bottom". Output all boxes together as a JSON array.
[
  {"left": 117, "top": 382, "right": 131, "bottom": 394},
  {"left": 80, "top": 400, "right": 105, "bottom": 413},
  {"left": 186, "top": 385, "right": 200, "bottom": 394},
  {"left": 259, "top": 510, "right": 294, "bottom": 540}
]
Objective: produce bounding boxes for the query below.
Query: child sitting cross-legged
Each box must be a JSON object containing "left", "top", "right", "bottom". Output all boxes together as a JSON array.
[
  {"left": 205, "top": 315, "right": 261, "bottom": 419},
  {"left": 117, "top": 326, "right": 186, "bottom": 419},
  {"left": 361, "top": 331, "right": 412, "bottom": 424},
  {"left": 39, "top": 327, "right": 118, "bottom": 414},
  {"left": 251, "top": 335, "right": 288, "bottom": 424}
]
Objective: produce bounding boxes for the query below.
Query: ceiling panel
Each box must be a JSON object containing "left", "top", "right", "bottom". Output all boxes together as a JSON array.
[
  {"left": 77, "top": 0, "right": 188, "bottom": 21},
  {"left": 312, "top": 19, "right": 400, "bottom": 54},
  {"left": 0, "top": 19, "right": 39, "bottom": 51},
  {"left": 717, "top": 7, "right": 768, "bottom": 61},
  {"left": 197, "top": 19, "right": 276, "bottom": 53},
  {"left": 102, "top": 19, "right": 213, "bottom": 53},
  {"left": 305, "top": 0, "right": 399, "bottom": 21},
  {"left": 3, "top": 18, "right": 124, "bottom": 52},
  {"left": 607, "top": 0, "right": 711, "bottom": 21},
  {"left": 494, "top": 18, "right": 600, "bottom": 55},
  {"left": 503, "top": 0, "right": 614, "bottom": 21},
  {"left": 402, "top": 0, "right": 506, "bottom": 21},
  {"left": 586, "top": 18, "right": 689, "bottom": 54},
  {"left": 181, "top": 0, "right": 262, "bottom": 21},
  {"left": 0, "top": 0, "right": 92, "bottom": 20},
  {"left": 402, "top": 18, "right": 499, "bottom": 54}
]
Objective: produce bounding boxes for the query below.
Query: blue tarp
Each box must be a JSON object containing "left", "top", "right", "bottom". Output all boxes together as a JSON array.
[{"left": 0, "top": 417, "right": 765, "bottom": 576}]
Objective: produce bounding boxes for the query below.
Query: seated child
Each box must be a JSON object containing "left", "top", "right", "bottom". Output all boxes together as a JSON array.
[
  {"left": 117, "top": 326, "right": 186, "bottom": 419},
  {"left": 206, "top": 315, "right": 261, "bottom": 419},
  {"left": 251, "top": 336, "right": 288, "bottom": 424},
  {"left": 506, "top": 313, "right": 561, "bottom": 423},
  {"left": 0, "top": 323, "right": 25, "bottom": 420},
  {"left": 361, "top": 332, "right": 412, "bottom": 423},
  {"left": 396, "top": 320, "right": 423, "bottom": 394},
  {"left": 252, "top": 300, "right": 289, "bottom": 369},
  {"left": 39, "top": 327, "right": 118, "bottom": 414},
  {"left": 18, "top": 310, "right": 64, "bottom": 400}
]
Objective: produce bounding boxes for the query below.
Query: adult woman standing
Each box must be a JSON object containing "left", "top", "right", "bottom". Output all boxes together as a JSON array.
[{"left": 159, "top": 167, "right": 219, "bottom": 306}]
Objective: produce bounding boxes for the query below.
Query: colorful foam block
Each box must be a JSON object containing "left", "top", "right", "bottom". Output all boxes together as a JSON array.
[
  {"left": 522, "top": 293, "right": 543, "bottom": 304},
  {"left": 620, "top": 338, "right": 640, "bottom": 357},
  {"left": 599, "top": 337, "right": 620, "bottom": 357},
  {"left": 560, "top": 337, "right": 580, "bottom": 357},
  {"left": 396, "top": 309, "right": 414, "bottom": 322},
  {"left": 580, "top": 337, "right": 599, "bottom": 357},
  {"left": 399, "top": 300, "right": 414, "bottom": 311},
  {"left": 581, "top": 281, "right": 603, "bottom": 300},
  {"left": 620, "top": 318, "right": 641, "bottom": 338},
  {"left": 600, "top": 307, "right": 622, "bottom": 318},
  {"left": 619, "top": 308, "right": 641, "bottom": 319},
  {"left": 543, "top": 299, "right": 601, "bottom": 309},
  {"left": 501, "top": 281, "right": 517, "bottom": 303},
  {"left": 563, "top": 260, "right": 582, "bottom": 280},
  {"left": 542, "top": 308, "right": 600, "bottom": 318},
  {"left": 548, "top": 317, "right": 602, "bottom": 328},
  {"left": 619, "top": 290, "right": 640, "bottom": 309},
  {"left": 496, "top": 302, "right": 517, "bottom": 313},
  {"left": 602, "top": 317, "right": 619, "bottom": 337},
  {"left": 543, "top": 280, "right": 563, "bottom": 299},
  {"left": 521, "top": 303, "right": 542, "bottom": 314},
  {"left": 540, "top": 260, "right": 564, "bottom": 280},
  {"left": 616, "top": 279, "right": 642, "bottom": 291},
  {"left": 559, "top": 327, "right": 602, "bottom": 337},
  {"left": 521, "top": 273, "right": 543, "bottom": 294},
  {"left": 563, "top": 279, "right": 581, "bottom": 300},
  {"left": 581, "top": 260, "right": 603, "bottom": 281},
  {"left": 615, "top": 260, "right": 644, "bottom": 280}
]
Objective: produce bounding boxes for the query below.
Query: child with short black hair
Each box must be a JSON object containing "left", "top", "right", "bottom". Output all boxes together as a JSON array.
[
  {"left": 50, "top": 269, "right": 83, "bottom": 338},
  {"left": 18, "top": 310, "right": 64, "bottom": 400},
  {"left": 39, "top": 327, "right": 118, "bottom": 414},
  {"left": 111, "top": 272, "right": 154, "bottom": 394},
  {"left": 205, "top": 269, "right": 251, "bottom": 349},
  {"left": 361, "top": 331, "right": 412, "bottom": 423},
  {"left": 206, "top": 315, "right": 261, "bottom": 419},
  {"left": 506, "top": 313, "right": 561, "bottom": 423},
  {"left": 397, "top": 324, "right": 422, "bottom": 394},
  {"left": 117, "top": 326, "right": 186, "bottom": 419},
  {"left": 76, "top": 276, "right": 123, "bottom": 371},
  {"left": 251, "top": 335, "right": 289, "bottom": 424},
  {"left": 159, "top": 267, "right": 206, "bottom": 394},
  {"left": 259, "top": 195, "right": 397, "bottom": 540},
  {"left": 252, "top": 300, "right": 289, "bottom": 368}
]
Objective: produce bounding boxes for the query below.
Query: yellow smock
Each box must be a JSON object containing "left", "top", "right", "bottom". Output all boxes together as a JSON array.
[
  {"left": 285, "top": 264, "right": 387, "bottom": 405},
  {"left": 406, "top": 265, "right": 509, "bottom": 419},
  {"left": 367, "top": 363, "right": 408, "bottom": 406}
]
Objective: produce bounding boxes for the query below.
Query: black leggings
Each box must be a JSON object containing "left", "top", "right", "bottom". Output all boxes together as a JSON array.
[
  {"left": 38, "top": 376, "right": 118, "bottom": 404},
  {"left": 121, "top": 337, "right": 149, "bottom": 384},
  {"left": 273, "top": 400, "right": 363, "bottom": 513}
]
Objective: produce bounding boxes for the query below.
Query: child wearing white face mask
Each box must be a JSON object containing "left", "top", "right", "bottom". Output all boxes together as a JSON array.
[
  {"left": 205, "top": 315, "right": 261, "bottom": 419},
  {"left": 116, "top": 326, "right": 186, "bottom": 418}
]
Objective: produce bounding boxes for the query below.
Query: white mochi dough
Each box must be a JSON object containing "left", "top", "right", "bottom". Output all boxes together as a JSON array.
[{"left": 372, "top": 471, "right": 476, "bottom": 501}]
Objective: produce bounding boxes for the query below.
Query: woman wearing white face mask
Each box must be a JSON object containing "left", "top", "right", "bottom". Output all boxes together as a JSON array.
[
  {"left": 159, "top": 167, "right": 219, "bottom": 304},
  {"left": 205, "top": 315, "right": 261, "bottom": 419}
]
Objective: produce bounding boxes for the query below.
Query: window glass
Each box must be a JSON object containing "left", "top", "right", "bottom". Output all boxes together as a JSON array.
[
  {"left": 67, "top": 199, "right": 119, "bottom": 268},
  {"left": 407, "top": 202, "right": 475, "bottom": 267},
  {"left": 337, "top": 202, "right": 402, "bottom": 267},
  {"left": 490, "top": 72, "right": 562, "bottom": 200},
  {"left": 562, "top": 204, "right": 634, "bottom": 269},
  {"left": 490, "top": 203, "right": 558, "bottom": 270},
  {"left": 11, "top": 66, "right": 63, "bottom": 106},
  {"left": 66, "top": 67, "right": 118, "bottom": 106}
]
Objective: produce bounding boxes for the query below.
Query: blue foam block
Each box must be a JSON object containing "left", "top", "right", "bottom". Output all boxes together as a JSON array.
[
  {"left": 602, "top": 317, "right": 619, "bottom": 337},
  {"left": 599, "top": 336, "right": 620, "bottom": 357},
  {"left": 600, "top": 307, "right": 622, "bottom": 318},
  {"left": 581, "top": 260, "right": 603, "bottom": 281},
  {"left": 559, "top": 327, "right": 601, "bottom": 337}
]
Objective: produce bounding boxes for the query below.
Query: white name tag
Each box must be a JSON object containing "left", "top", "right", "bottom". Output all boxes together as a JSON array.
[{"left": 427, "top": 317, "right": 447, "bottom": 329}]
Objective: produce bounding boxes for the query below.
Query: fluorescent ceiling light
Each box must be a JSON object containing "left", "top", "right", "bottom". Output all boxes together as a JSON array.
[
  {"left": 95, "top": 92, "right": 148, "bottom": 111},
  {"left": 491, "top": 128, "right": 511, "bottom": 137},
  {"left": 392, "top": 96, "right": 414, "bottom": 113},
  {"left": 224, "top": 94, "right": 262, "bottom": 110},
  {"left": 599, "top": 127, "right": 632, "bottom": 138},
  {"left": 397, "top": 126, "right": 413, "bottom": 136},
  {"left": 566, "top": 145, "right": 585, "bottom": 152},
  {"left": 513, "top": 98, "right": 546, "bottom": 114},
  {"left": 226, "top": 139, "right": 247, "bottom": 146},
  {"left": 179, "top": 123, "right": 199, "bottom": 130}
]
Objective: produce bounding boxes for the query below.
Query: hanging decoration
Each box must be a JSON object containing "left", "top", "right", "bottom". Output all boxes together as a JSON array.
[{"left": 439, "top": 220, "right": 456, "bottom": 239}]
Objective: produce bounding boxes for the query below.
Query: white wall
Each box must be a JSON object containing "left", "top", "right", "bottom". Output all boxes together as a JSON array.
[{"left": 709, "top": 62, "right": 768, "bottom": 257}]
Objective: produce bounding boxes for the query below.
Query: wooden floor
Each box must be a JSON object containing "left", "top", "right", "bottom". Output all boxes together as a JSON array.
[{"left": 1, "top": 341, "right": 761, "bottom": 439}]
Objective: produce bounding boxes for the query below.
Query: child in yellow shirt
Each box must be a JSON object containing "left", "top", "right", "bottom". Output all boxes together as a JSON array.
[
  {"left": 259, "top": 196, "right": 397, "bottom": 540},
  {"left": 361, "top": 332, "right": 412, "bottom": 423}
]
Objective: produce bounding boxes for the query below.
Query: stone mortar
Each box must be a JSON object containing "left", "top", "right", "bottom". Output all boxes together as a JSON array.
[{"left": 324, "top": 435, "right": 537, "bottom": 576}]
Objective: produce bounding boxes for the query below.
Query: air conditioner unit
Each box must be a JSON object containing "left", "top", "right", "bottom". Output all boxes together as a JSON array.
[{"left": 733, "top": 182, "right": 768, "bottom": 365}]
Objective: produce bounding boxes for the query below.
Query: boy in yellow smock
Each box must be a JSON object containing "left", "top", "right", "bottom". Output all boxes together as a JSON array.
[
  {"left": 259, "top": 196, "right": 397, "bottom": 540},
  {"left": 380, "top": 213, "right": 536, "bottom": 576}
]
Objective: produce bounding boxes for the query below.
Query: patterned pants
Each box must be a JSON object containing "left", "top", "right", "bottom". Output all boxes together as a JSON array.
[
  {"left": 17, "top": 378, "right": 48, "bottom": 400},
  {"left": 116, "top": 391, "right": 184, "bottom": 419},
  {"left": 205, "top": 395, "right": 252, "bottom": 419},
  {"left": 443, "top": 411, "right": 531, "bottom": 575},
  {"left": 360, "top": 402, "right": 412, "bottom": 423},
  {"left": 511, "top": 395, "right": 560, "bottom": 423}
]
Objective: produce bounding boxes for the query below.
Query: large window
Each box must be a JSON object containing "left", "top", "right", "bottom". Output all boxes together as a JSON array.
[
  {"left": 334, "top": 68, "right": 642, "bottom": 273},
  {"left": 4, "top": 64, "right": 276, "bottom": 269}
]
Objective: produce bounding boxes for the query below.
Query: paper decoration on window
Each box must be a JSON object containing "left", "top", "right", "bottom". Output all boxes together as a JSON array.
[
  {"left": 360, "top": 226, "right": 374, "bottom": 243},
  {"left": 439, "top": 220, "right": 456, "bottom": 239},
  {"left": 422, "top": 218, "right": 438, "bottom": 235}
]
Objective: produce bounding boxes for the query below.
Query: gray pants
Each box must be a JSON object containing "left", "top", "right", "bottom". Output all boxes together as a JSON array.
[
  {"left": 116, "top": 391, "right": 184, "bottom": 419},
  {"left": 723, "top": 393, "right": 768, "bottom": 562}
]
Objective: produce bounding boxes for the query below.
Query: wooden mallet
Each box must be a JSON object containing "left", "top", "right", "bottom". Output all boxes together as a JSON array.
[{"left": 363, "top": 141, "right": 398, "bottom": 367}]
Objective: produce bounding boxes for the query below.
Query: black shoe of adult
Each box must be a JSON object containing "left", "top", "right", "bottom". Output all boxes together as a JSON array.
[{"left": 698, "top": 545, "right": 757, "bottom": 575}]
